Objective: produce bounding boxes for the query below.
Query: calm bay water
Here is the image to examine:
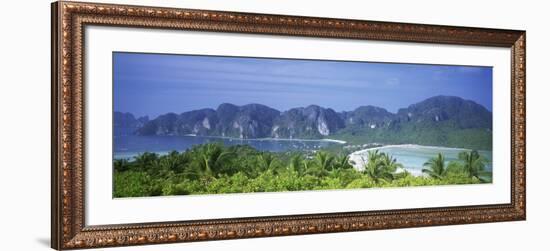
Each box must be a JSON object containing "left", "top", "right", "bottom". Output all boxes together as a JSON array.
[{"left": 114, "top": 135, "right": 341, "bottom": 159}]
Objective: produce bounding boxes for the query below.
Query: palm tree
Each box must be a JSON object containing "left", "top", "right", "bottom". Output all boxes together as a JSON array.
[
  {"left": 133, "top": 152, "right": 158, "bottom": 171},
  {"left": 113, "top": 158, "right": 129, "bottom": 172},
  {"left": 302, "top": 160, "right": 311, "bottom": 176},
  {"left": 316, "top": 151, "right": 335, "bottom": 170},
  {"left": 363, "top": 150, "right": 395, "bottom": 184},
  {"left": 380, "top": 153, "right": 403, "bottom": 173},
  {"left": 333, "top": 155, "right": 354, "bottom": 170},
  {"left": 288, "top": 154, "right": 304, "bottom": 174},
  {"left": 258, "top": 153, "right": 277, "bottom": 172},
  {"left": 196, "top": 143, "right": 234, "bottom": 180},
  {"left": 422, "top": 153, "right": 447, "bottom": 179},
  {"left": 155, "top": 151, "right": 190, "bottom": 174},
  {"left": 458, "top": 150, "right": 490, "bottom": 182},
  {"left": 306, "top": 151, "right": 334, "bottom": 176}
]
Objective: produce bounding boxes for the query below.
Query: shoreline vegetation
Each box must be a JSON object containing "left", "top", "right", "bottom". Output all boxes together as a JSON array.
[
  {"left": 347, "top": 144, "right": 482, "bottom": 171},
  {"left": 181, "top": 134, "right": 347, "bottom": 144},
  {"left": 113, "top": 142, "right": 492, "bottom": 198}
]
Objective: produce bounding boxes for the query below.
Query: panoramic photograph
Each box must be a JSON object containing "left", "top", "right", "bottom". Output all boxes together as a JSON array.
[{"left": 112, "top": 52, "right": 493, "bottom": 198}]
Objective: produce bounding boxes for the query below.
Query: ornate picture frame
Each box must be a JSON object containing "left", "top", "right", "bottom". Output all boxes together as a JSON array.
[{"left": 51, "top": 1, "right": 526, "bottom": 249}]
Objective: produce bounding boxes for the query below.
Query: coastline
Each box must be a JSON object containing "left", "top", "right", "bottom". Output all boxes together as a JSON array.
[
  {"left": 349, "top": 143, "right": 471, "bottom": 157},
  {"left": 347, "top": 144, "right": 485, "bottom": 174},
  {"left": 179, "top": 134, "right": 347, "bottom": 144},
  {"left": 114, "top": 135, "right": 347, "bottom": 159}
]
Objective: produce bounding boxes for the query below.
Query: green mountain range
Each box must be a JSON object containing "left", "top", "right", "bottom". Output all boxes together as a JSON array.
[{"left": 115, "top": 95, "right": 492, "bottom": 150}]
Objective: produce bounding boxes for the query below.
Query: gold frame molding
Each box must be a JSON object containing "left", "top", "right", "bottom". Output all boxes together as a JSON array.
[{"left": 51, "top": 1, "right": 526, "bottom": 250}]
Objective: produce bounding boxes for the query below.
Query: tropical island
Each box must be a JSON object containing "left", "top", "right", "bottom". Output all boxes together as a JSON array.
[
  {"left": 116, "top": 95, "right": 492, "bottom": 150},
  {"left": 113, "top": 95, "right": 493, "bottom": 197}
]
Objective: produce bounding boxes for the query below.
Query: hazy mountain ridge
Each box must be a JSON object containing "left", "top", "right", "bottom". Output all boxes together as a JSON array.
[
  {"left": 115, "top": 95, "right": 493, "bottom": 149},
  {"left": 113, "top": 112, "right": 149, "bottom": 136}
]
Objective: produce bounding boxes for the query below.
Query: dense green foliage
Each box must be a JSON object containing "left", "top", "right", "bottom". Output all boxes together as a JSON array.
[
  {"left": 458, "top": 150, "right": 492, "bottom": 182},
  {"left": 422, "top": 153, "right": 447, "bottom": 179},
  {"left": 113, "top": 143, "right": 492, "bottom": 198}
]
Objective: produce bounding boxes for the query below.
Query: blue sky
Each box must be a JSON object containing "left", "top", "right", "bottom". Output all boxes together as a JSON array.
[{"left": 113, "top": 52, "right": 492, "bottom": 118}]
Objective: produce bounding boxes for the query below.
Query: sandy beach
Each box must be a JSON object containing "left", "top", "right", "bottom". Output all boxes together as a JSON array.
[{"left": 347, "top": 144, "right": 480, "bottom": 176}]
